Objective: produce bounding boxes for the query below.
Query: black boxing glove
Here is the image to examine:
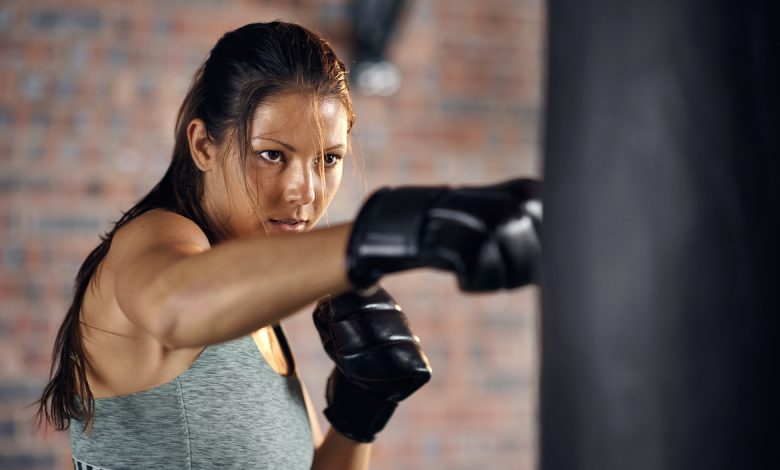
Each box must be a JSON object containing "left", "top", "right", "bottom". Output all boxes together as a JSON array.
[
  {"left": 312, "top": 287, "right": 431, "bottom": 442},
  {"left": 346, "top": 178, "right": 542, "bottom": 291}
]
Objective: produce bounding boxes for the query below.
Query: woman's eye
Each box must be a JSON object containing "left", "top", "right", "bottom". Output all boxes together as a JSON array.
[
  {"left": 322, "top": 154, "right": 343, "bottom": 167},
  {"left": 257, "top": 150, "right": 284, "bottom": 163}
]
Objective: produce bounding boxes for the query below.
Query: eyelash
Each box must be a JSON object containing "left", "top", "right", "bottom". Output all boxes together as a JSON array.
[
  {"left": 323, "top": 154, "right": 344, "bottom": 166},
  {"left": 255, "top": 150, "right": 343, "bottom": 167}
]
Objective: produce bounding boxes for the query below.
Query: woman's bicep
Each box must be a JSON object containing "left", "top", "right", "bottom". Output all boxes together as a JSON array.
[{"left": 112, "top": 210, "right": 210, "bottom": 342}]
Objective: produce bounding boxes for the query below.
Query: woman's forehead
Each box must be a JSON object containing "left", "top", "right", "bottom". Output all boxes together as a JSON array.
[{"left": 251, "top": 93, "right": 347, "bottom": 132}]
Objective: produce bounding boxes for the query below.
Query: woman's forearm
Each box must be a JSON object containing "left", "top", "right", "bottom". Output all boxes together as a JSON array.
[
  {"left": 148, "top": 223, "right": 353, "bottom": 349},
  {"left": 311, "top": 428, "right": 371, "bottom": 470}
]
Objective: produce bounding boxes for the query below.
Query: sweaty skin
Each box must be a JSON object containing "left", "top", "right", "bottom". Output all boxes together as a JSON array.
[{"left": 80, "top": 93, "right": 370, "bottom": 469}]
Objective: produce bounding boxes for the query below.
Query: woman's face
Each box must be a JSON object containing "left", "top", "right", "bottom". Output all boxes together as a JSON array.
[{"left": 203, "top": 93, "right": 349, "bottom": 238}]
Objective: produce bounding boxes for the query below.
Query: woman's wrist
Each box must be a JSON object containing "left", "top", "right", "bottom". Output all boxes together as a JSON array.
[{"left": 311, "top": 426, "right": 372, "bottom": 470}]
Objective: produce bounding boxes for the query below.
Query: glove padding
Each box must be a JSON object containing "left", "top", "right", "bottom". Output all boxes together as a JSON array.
[
  {"left": 347, "top": 178, "right": 542, "bottom": 291},
  {"left": 313, "top": 287, "right": 431, "bottom": 442}
]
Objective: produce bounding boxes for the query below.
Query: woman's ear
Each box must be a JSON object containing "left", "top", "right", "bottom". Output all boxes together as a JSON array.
[{"left": 187, "top": 118, "right": 216, "bottom": 172}]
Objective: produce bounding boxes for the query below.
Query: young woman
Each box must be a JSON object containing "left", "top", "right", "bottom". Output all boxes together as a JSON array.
[{"left": 35, "top": 21, "right": 541, "bottom": 469}]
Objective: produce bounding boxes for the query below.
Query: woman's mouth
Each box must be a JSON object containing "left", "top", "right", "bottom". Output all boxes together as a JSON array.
[{"left": 268, "top": 219, "right": 307, "bottom": 233}]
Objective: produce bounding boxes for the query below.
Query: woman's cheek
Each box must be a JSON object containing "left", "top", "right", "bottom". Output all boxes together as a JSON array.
[{"left": 327, "top": 169, "right": 343, "bottom": 194}]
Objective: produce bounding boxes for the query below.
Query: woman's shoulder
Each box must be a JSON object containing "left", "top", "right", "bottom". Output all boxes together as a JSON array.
[
  {"left": 115, "top": 209, "right": 209, "bottom": 246},
  {"left": 113, "top": 209, "right": 211, "bottom": 252}
]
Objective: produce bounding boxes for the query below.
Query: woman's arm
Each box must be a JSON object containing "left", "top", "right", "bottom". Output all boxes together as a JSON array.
[
  {"left": 311, "top": 428, "right": 371, "bottom": 470},
  {"left": 301, "top": 380, "right": 371, "bottom": 470},
  {"left": 113, "top": 209, "right": 353, "bottom": 349}
]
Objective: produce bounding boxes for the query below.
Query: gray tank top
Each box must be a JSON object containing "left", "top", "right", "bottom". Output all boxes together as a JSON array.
[{"left": 70, "top": 326, "right": 314, "bottom": 469}]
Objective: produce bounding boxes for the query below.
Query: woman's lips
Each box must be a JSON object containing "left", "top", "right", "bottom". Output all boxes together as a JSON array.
[{"left": 268, "top": 219, "right": 307, "bottom": 233}]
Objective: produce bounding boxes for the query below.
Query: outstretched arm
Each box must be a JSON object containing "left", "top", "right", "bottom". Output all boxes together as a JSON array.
[
  {"left": 115, "top": 176, "right": 540, "bottom": 351},
  {"left": 113, "top": 209, "right": 353, "bottom": 349}
]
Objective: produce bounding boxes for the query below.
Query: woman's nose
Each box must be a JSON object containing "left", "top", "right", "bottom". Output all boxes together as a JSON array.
[{"left": 282, "top": 161, "right": 316, "bottom": 206}]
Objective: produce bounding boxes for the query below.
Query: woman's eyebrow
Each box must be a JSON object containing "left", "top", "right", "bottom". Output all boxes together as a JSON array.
[
  {"left": 252, "top": 136, "right": 295, "bottom": 151},
  {"left": 252, "top": 137, "right": 346, "bottom": 152}
]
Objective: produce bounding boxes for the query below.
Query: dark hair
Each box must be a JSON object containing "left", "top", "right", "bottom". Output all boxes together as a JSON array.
[{"left": 34, "top": 21, "right": 354, "bottom": 433}]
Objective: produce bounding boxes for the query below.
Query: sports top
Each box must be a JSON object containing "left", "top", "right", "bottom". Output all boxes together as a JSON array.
[{"left": 70, "top": 325, "right": 313, "bottom": 469}]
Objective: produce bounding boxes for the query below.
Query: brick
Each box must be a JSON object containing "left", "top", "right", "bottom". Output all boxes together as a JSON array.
[
  {"left": 62, "top": 40, "right": 88, "bottom": 69},
  {"left": 18, "top": 72, "right": 48, "bottom": 101},
  {"left": 0, "top": 453, "right": 55, "bottom": 469},
  {"left": 0, "top": 106, "right": 12, "bottom": 128},
  {"left": 0, "top": 419, "right": 14, "bottom": 438},
  {"left": 0, "top": 383, "right": 41, "bottom": 402},
  {"left": 0, "top": 6, "right": 13, "bottom": 31},
  {"left": 35, "top": 215, "right": 105, "bottom": 233},
  {"left": 3, "top": 245, "right": 25, "bottom": 270},
  {"left": 28, "top": 7, "right": 102, "bottom": 33}
]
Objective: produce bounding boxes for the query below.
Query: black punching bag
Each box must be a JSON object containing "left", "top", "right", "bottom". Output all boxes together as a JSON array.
[{"left": 541, "top": 0, "right": 779, "bottom": 469}]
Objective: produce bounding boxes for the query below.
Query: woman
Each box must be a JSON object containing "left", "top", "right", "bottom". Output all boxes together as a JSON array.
[{"left": 35, "top": 21, "right": 541, "bottom": 469}]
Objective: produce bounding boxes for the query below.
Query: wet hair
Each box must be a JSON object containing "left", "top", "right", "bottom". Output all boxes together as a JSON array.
[{"left": 33, "top": 21, "right": 354, "bottom": 432}]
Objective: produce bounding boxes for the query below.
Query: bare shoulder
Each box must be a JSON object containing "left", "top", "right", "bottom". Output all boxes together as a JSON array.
[
  {"left": 82, "top": 209, "right": 211, "bottom": 397},
  {"left": 110, "top": 209, "right": 211, "bottom": 261},
  {"left": 93, "top": 208, "right": 212, "bottom": 343}
]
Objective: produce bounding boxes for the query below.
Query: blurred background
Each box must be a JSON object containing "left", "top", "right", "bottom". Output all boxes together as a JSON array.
[{"left": 0, "top": 0, "right": 544, "bottom": 468}]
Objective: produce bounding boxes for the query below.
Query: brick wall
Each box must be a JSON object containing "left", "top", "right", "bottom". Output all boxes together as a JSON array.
[{"left": 0, "top": 1, "right": 544, "bottom": 468}]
